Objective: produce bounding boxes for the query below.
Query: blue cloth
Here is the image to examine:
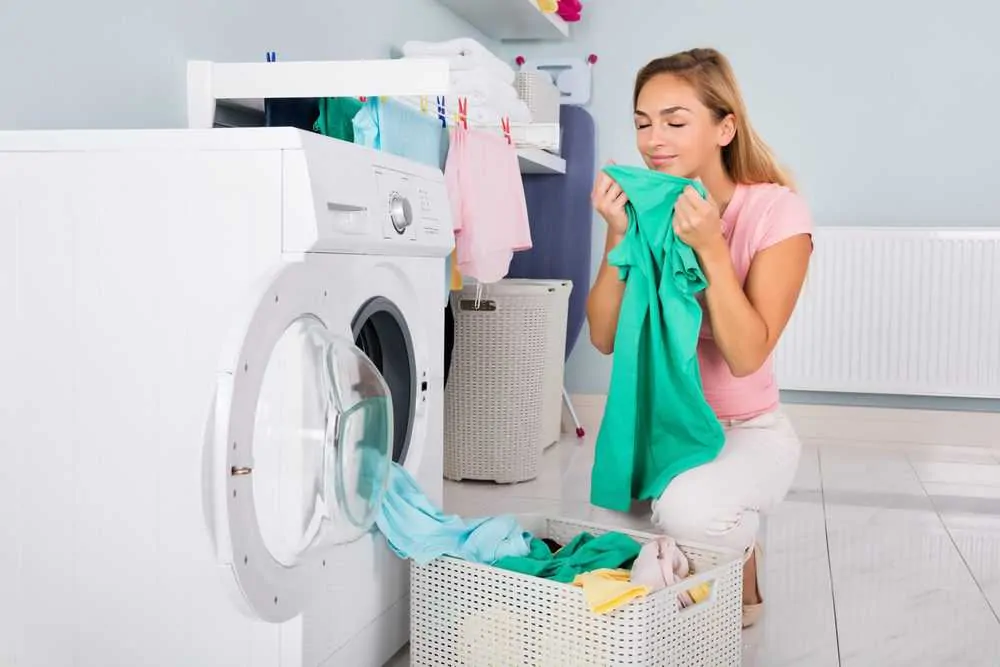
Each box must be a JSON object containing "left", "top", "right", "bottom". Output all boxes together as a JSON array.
[
  {"left": 375, "top": 462, "right": 532, "bottom": 566},
  {"left": 352, "top": 98, "right": 447, "bottom": 169}
]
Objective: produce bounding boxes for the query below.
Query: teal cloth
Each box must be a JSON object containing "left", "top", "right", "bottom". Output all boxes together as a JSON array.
[
  {"left": 493, "top": 532, "right": 642, "bottom": 583},
  {"left": 313, "top": 97, "right": 364, "bottom": 142},
  {"left": 590, "top": 165, "right": 726, "bottom": 513},
  {"left": 375, "top": 462, "right": 532, "bottom": 566}
]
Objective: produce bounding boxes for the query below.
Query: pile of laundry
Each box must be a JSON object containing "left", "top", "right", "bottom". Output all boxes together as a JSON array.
[
  {"left": 376, "top": 463, "right": 711, "bottom": 615},
  {"left": 398, "top": 38, "right": 534, "bottom": 127}
]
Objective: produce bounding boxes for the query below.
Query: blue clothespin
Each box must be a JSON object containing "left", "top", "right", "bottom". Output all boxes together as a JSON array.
[
  {"left": 265, "top": 51, "right": 277, "bottom": 62},
  {"left": 436, "top": 96, "right": 447, "bottom": 128}
]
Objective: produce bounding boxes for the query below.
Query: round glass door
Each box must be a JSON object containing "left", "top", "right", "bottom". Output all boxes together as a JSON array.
[{"left": 252, "top": 315, "right": 392, "bottom": 566}]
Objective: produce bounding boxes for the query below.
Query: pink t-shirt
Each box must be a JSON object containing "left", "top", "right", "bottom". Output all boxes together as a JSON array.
[{"left": 697, "top": 182, "right": 814, "bottom": 421}]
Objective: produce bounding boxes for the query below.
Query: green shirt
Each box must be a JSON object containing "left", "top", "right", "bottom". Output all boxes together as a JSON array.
[{"left": 590, "top": 165, "right": 725, "bottom": 513}]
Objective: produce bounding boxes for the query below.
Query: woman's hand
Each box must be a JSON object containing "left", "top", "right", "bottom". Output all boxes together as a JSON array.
[
  {"left": 674, "top": 185, "right": 726, "bottom": 253},
  {"left": 591, "top": 169, "right": 630, "bottom": 238}
]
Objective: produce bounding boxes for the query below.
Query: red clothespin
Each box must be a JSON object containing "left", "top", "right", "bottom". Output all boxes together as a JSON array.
[
  {"left": 515, "top": 55, "right": 526, "bottom": 68},
  {"left": 457, "top": 97, "right": 469, "bottom": 130},
  {"left": 359, "top": 96, "right": 368, "bottom": 102},
  {"left": 500, "top": 116, "right": 512, "bottom": 145}
]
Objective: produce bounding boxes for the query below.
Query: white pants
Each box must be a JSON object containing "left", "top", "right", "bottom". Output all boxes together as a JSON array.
[{"left": 651, "top": 408, "right": 801, "bottom": 554}]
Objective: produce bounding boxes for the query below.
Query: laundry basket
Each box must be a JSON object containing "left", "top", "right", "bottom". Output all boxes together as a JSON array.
[
  {"left": 410, "top": 515, "right": 744, "bottom": 667},
  {"left": 444, "top": 281, "right": 562, "bottom": 483},
  {"left": 501, "top": 279, "right": 572, "bottom": 449}
]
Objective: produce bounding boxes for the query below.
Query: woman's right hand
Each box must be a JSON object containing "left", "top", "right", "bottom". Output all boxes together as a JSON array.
[{"left": 591, "top": 168, "right": 630, "bottom": 238}]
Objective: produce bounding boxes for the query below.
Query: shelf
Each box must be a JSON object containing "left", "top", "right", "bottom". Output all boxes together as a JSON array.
[
  {"left": 435, "top": 0, "right": 570, "bottom": 41},
  {"left": 517, "top": 148, "right": 565, "bottom": 174},
  {"left": 187, "top": 59, "right": 449, "bottom": 129}
]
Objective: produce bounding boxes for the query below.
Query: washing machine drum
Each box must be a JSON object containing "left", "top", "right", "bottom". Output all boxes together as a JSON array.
[{"left": 206, "top": 261, "right": 416, "bottom": 623}]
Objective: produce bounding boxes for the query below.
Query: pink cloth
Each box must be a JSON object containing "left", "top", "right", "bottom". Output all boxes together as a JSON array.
[
  {"left": 697, "top": 183, "right": 814, "bottom": 421},
  {"left": 630, "top": 536, "right": 697, "bottom": 607},
  {"left": 444, "top": 127, "right": 532, "bottom": 284}
]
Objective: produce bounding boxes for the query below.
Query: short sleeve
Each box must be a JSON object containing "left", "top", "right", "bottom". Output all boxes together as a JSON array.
[{"left": 754, "top": 190, "right": 814, "bottom": 253}]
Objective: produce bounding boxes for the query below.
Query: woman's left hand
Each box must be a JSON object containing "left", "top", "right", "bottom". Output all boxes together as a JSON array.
[{"left": 673, "top": 185, "right": 725, "bottom": 253}]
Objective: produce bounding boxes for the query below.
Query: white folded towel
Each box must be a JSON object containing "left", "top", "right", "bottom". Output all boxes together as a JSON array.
[
  {"left": 402, "top": 38, "right": 516, "bottom": 85},
  {"left": 450, "top": 69, "right": 519, "bottom": 103}
]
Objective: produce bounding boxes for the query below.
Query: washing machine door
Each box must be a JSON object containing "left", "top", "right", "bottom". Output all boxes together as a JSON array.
[{"left": 206, "top": 260, "right": 395, "bottom": 623}]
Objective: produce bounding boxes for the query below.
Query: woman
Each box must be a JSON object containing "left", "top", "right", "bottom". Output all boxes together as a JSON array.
[{"left": 587, "top": 48, "right": 813, "bottom": 628}]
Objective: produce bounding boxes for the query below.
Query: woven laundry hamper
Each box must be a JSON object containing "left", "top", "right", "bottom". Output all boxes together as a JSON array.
[
  {"left": 499, "top": 279, "right": 572, "bottom": 449},
  {"left": 410, "top": 515, "right": 744, "bottom": 667},
  {"left": 515, "top": 72, "right": 562, "bottom": 124},
  {"left": 444, "top": 280, "right": 561, "bottom": 483}
]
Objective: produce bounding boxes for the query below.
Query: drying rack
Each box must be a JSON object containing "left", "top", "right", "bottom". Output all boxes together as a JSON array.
[{"left": 185, "top": 58, "right": 565, "bottom": 175}]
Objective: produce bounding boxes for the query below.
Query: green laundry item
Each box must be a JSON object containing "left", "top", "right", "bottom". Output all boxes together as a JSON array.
[
  {"left": 590, "top": 165, "right": 726, "bottom": 513},
  {"left": 313, "top": 97, "right": 364, "bottom": 142},
  {"left": 493, "top": 531, "right": 642, "bottom": 583}
]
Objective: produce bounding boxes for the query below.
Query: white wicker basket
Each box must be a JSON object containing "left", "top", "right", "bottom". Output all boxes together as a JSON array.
[
  {"left": 410, "top": 515, "right": 743, "bottom": 666},
  {"left": 499, "top": 279, "right": 572, "bottom": 449},
  {"left": 444, "top": 282, "right": 553, "bottom": 483},
  {"left": 516, "top": 72, "right": 562, "bottom": 125}
]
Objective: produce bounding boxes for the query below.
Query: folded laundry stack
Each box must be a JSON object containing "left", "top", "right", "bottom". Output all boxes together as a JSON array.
[{"left": 400, "top": 38, "right": 534, "bottom": 127}]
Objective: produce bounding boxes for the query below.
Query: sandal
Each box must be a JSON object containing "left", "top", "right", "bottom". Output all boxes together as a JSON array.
[{"left": 742, "top": 543, "right": 764, "bottom": 628}]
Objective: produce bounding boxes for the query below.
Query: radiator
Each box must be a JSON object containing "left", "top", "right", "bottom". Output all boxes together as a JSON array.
[{"left": 775, "top": 227, "right": 1000, "bottom": 399}]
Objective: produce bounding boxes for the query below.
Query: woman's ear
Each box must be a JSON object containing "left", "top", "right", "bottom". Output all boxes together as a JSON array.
[{"left": 718, "top": 114, "right": 737, "bottom": 147}]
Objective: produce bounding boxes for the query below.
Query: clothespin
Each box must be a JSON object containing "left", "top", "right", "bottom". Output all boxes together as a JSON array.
[
  {"left": 436, "top": 96, "right": 447, "bottom": 128},
  {"left": 359, "top": 96, "right": 368, "bottom": 102},
  {"left": 265, "top": 51, "right": 277, "bottom": 62},
  {"left": 419, "top": 95, "right": 428, "bottom": 113},
  {"left": 457, "top": 97, "right": 469, "bottom": 130},
  {"left": 500, "top": 116, "right": 512, "bottom": 145},
  {"left": 587, "top": 53, "right": 599, "bottom": 66}
]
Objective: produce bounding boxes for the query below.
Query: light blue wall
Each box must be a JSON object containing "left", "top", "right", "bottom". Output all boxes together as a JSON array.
[
  {"left": 0, "top": 0, "right": 487, "bottom": 130},
  {"left": 502, "top": 0, "right": 1000, "bottom": 411}
]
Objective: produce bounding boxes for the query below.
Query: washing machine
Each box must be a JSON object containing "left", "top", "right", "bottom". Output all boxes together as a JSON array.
[{"left": 0, "top": 127, "right": 452, "bottom": 667}]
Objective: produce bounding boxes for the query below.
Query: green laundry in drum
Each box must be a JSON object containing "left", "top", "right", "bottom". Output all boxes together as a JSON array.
[
  {"left": 493, "top": 531, "right": 642, "bottom": 583},
  {"left": 589, "top": 165, "right": 725, "bottom": 513},
  {"left": 313, "top": 97, "right": 365, "bottom": 142}
]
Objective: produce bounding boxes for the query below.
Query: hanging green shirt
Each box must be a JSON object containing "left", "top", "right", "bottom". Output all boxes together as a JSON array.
[{"left": 590, "top": 165, "right": 725, "bottom": 513}]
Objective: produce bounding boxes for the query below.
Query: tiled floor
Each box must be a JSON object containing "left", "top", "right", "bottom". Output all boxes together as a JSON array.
[{"left": 391, "top": 403, "right": 1000, "bottom": 666}]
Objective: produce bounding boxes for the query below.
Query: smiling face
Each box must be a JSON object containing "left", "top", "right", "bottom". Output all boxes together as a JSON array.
[{"left": 633, "top": 73, "right": 736, "bottom": 179}]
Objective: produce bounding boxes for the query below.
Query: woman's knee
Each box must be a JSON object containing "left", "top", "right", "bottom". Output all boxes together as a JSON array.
[{"left": 652, "top": 479, "right": 759, "bottom": 553}]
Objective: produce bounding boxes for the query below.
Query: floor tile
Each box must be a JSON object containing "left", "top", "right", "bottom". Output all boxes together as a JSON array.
[
  {"left": 825, "top": 505, "right": 1000, "bottom": 666},
  {"left": 742, "top": 502, "right": 839, "bottom": 667},
  {"left": 911, "top": 462, "right": 1000, "bottom": 487},
  {"left": 819, "top": 445, "right": 925, "bottom": 496},
  {"left": 939, "top": 513, "right": 1000, "bottom": 618}
]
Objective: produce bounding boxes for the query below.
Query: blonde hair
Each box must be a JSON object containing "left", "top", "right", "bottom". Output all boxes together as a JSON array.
[{"left": 634, "top": 48, "right": 794, "bottom": 189}]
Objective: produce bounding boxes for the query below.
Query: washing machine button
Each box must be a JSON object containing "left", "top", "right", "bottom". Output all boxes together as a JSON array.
[{"left": 388, "top": 192, "right": 413, "bottom": 235}]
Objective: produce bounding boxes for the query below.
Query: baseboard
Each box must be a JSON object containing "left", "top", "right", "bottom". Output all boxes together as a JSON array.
[{"left": 563, "top": 393, "right": 1000, "bottom": 448}]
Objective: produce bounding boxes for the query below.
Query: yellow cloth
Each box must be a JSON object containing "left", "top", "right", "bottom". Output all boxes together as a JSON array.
[
  {"left": 449, "top": 249, "right": 463, "bottom": 290},
  {"left": 687, "top": 581, "right": 713, "bottom": 604},
  {"left": 572, "top": 569, "right": 651, "bottom": 614},
  {"left": 536, "top": 0, "right": 558, "bottom": 12}
]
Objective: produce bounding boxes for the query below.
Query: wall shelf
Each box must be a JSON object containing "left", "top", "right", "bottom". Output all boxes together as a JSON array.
[
  {"left": 518, "top": 148, "right": 565, "bottom": 174},
  {"left": 188, "top": 59, "right": 564, "bottom": 175},
  {"left": 435, "top": 0, "right": 570, "bottom": 41}
]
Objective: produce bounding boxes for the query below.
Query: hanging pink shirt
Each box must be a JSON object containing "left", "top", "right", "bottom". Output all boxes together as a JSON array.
[
  {"left": 444, "top": 127, "right": 532, "bottom": 284},
  {"left": 697, "top": 183, "right": 814, "bottom": 421}
]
